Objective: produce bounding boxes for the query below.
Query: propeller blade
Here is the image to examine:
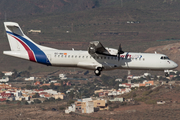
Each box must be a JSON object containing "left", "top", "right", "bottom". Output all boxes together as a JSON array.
[
  {"left": 118, "top": 44, "right": 124, "bottom": 54},
  {"left": 117, "top": 44, "right": 124, "bottom": 61}
]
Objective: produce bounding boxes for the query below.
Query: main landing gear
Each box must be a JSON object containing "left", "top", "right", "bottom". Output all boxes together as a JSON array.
[{"left": 94, "top": 67, "right": 103, "bottom": 76}]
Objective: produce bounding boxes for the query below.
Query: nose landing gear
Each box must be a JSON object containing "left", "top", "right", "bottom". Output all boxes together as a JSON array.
[
  {"left": 165, "top": 72, "right": 169, "bottom": 77},
  {"left": 164, "top": 70, "right": 170, "bottom": 77}
]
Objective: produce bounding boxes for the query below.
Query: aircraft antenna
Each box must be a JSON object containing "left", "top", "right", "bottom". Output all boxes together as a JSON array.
[{"left": 4, "top": 12, "right": 7, "bottom": 36}]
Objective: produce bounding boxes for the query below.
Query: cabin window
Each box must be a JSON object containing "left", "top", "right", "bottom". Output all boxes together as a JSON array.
[
  {"left": 82, "top": 56, "right": 84, "bottom": 58},
  {"left": 104, "top": 57, "right": 106, "bottom": 59},
  {"left": 86, "top": 56, "right": 88, "bottom": 58},
  {"left": 68, "top": 55, "right": 70, "bottom": 58},
  {"left": 79, "top": 56, "right": 81, "bottom": 58},
  {"left": 72, "top": 55, "right": 73, "bottom": 58},
  {"left": 61, "top": 55, "right": 63, "bottom": 57},
  {"left": 75, "top": 56, "right": 77, "bottom": 58}
]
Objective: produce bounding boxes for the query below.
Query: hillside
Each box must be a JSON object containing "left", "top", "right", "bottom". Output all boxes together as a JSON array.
[
  {"left": 1, "top": 83, "right": 180, "bottom": 119},
  {"left": 0, "top": 0, "right": 180, "bottom": 75}
]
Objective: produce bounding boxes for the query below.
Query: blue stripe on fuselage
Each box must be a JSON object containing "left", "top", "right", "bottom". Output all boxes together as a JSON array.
[{"left": 7, "top": 31, "right": 51, "bottom": 65}]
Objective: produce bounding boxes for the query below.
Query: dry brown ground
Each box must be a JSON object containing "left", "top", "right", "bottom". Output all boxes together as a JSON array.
[{"left": 0, "top": 101, "right": 180, "bottom": 120}]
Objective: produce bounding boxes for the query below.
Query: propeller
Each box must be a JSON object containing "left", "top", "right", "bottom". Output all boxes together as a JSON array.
[{"left": 117, "top": 44, "right": 124, "bottom": 61}]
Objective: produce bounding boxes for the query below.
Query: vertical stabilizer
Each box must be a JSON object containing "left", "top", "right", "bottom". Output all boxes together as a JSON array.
[
  {"left": 4, "top": 22, "right": 52, "bottom": 65},
  {"left": 4, "top": 22, "right": 33, "bottom": 51}
]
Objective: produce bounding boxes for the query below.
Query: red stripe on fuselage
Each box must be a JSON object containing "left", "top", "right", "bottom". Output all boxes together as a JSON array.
[{"left": 9, "top": 34, "right": 36, "bottom": 62}]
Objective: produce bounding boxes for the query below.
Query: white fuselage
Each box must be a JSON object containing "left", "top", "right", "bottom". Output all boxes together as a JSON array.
[{"left": 35, "top": 50, "right": 178, "bottom": 71}]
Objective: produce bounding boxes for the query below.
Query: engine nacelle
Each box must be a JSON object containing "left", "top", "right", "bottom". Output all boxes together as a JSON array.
[
  {"left": 88, "top": 47, "right": 96, "bottom": 54},
  {"left": 105, "top": 48, "right": 118, "bottom": 55}
]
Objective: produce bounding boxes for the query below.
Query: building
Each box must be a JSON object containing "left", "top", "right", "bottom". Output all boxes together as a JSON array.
[
  {"left": 131, "top": 83, "right": 140, "bottom": 88},
  {"left": 66, "top": 98, "right": 109, "bottom": 114},
  {"left": 93, "top": 99, "right": 108, "bottom": 110},
  {"left": 59, "top": 74, "right": 67, "bottom": 80},
  {"left": 28, "top": 29, "right": 41, "bottom": 33},
  {"left": 0, "top": 93, "right": 13, "bottom": 98},
  {"left": 25, "top": 77, "right": 35, "bottom": 81},
  {"left": 65, "top": 104, "right": 76, "bottom": 113},
  {"left": 34, "top": 81, "right": 41, "bottom": 86},
  {"left": 82, "top": 101, "right": 94, "bottom": 113},
  {"left": 2, "top": 71, "right": 14, "bottom": 76},
  {"left": 52, "top": 93, "right": 65, "bottom": 100},
  {"left": 144, "top": 73, "right": 151, "bottom": 77},
  {"left": 109, "top": 97, "right": 124, "bottom": 102},
  {"left": 115, "top": 78, "right": 122, "bottom": 82},
  {"left": 119, "top": 83, "right": 131, "bottom": 88},
  {"left": 0, "top": 77, "right": 9, "bottom": 83}
]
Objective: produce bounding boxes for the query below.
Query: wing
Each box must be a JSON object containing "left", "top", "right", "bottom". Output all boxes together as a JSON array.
[{"left": 88, "top": 41, "right": 112, "bottom": 56}]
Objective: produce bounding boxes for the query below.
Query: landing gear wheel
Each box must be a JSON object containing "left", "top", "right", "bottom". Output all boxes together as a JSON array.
[
  {"left": 94, "top": 67, "right": 102, "bottom": 76},
  {"left": 94, "top": 69, "right": 101, "bottom": 76},
  {"left": 165, "top": 72, "right": 169, "bottom": 77}
]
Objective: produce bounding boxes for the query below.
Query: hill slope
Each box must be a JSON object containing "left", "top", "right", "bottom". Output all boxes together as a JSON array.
[{"left": 0, "top": 0, "right": 180, "bottom": 74}]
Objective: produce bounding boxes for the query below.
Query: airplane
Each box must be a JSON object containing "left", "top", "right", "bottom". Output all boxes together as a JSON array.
[{"left": 3, "top": 22, "right": 178, "bottom": 77}]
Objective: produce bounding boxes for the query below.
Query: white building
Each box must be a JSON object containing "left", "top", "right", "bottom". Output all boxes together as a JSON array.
[
  {"left": 115, "top": 78, "right": 122, "bottom": 82},
  {"left": 43, "top": 89, "right": 59, "bottom": 95},
  {"left": 132, "top": 76, "right": 142, "bottom": 79},
  {"left": 28, "top": 29, "right": 41, "bottom": 33},
  {"left": 144, "top": 73, "right": 151, "bottom": 77},
  {"left": 3, "top": 72, "right": 14, "bottom": 76},
  {"left": 59, "top": 74, "right": 67, "bottom": 80},
  {"left": 65, "top": 104, "right": 76, "bottom": 114},
  {"left": 50, "top": 80, "right": 57, "bottom": 83},
  {"left": 131, "top": 83, "right": 140, "bottom": 88},
  {"left": 14, "top": 90, "right": 22, "bottom": 97},
  {"left": 25, "top": 77, "right": 35, "bottom": 81},
  {"left": 108, "top": 91, "right": 121, "bottom": 96},
  {"left": 83, "top": 101, "right": 94, "bottom": 113},
  {"left": 0, "top": 77, "right": 9, "bottom": 82}
]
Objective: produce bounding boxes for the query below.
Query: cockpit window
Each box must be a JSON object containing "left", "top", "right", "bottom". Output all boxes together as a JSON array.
[{"left": 160, "top": 56, "right": 170, "bottom": 60}]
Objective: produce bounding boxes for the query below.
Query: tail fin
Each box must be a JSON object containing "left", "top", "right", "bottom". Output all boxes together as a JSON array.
[
  {"left": 4, "top": 22, "right": 37, "bottom": 51},
  {"left": 4, "top": 22, "right": 53, "bottom": 65}
]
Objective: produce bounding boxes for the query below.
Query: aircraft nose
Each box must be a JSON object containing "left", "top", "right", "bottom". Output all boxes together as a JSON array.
[{"left": 173, "top": 62, "right": 178, "bottom": 68}]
